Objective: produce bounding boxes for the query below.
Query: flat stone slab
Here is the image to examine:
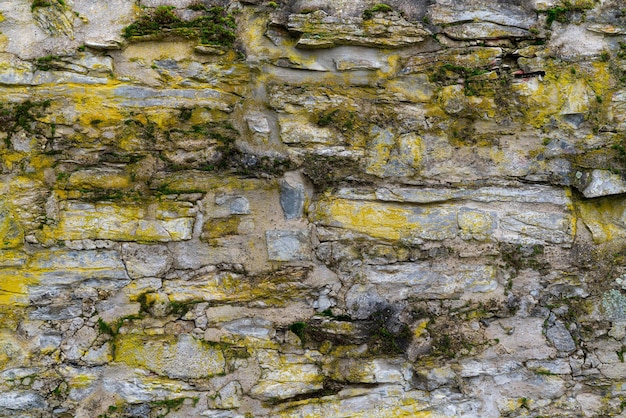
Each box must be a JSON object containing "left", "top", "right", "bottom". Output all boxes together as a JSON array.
[
  {"left": 114, "top": 334, "right": 225, "bottom": 379},
  {"left": 39, "top": 201, "right": 195, "bottom": 243},
  {"left": 314, "top": 194, "right": 573, "bottom": 246},
  {"left": 361, "top": 263, "right": 497, "bottom": 299},
  {"left": 287, "top": 10, "right": 430, "bottom": 49},
  {"left": 266, "top": 230, "right": 312, "bottom": 261}
]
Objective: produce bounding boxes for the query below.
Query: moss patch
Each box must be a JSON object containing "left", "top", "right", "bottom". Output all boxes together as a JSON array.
[{"left": 122, "top": 5, "right": 236, "bottom": 48}]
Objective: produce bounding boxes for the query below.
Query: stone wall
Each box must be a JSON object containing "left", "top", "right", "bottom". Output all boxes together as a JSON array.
[{"left": 1, "top": 0, "right": 626, "bottom": 416}]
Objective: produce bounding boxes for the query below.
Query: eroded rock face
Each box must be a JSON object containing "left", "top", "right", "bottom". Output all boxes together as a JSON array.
[{"left": 2, "top": 0, "right": 626, "bottom": 417}]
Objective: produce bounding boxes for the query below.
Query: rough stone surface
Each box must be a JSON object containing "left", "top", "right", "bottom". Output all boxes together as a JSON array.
[
  {"left": 546, "top": 322, "right": 576, "bottom": 353},
  {"left": 279, "top": 179, "right": 305, "bottom": 220},
  {"left": 582, "top": 169, "right": 626, "bottom": 198},
  {"left": 1, "top": 0, "right": 626, "bottom": 416},
  {"left": 266, "top": 230, "right": 312, "bottom": 261},
  {"left": 121, "top": 243, "right": 173, "bottom": 279}
]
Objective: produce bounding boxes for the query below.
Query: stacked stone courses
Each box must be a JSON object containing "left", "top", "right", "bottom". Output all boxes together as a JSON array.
[{"left": 2, "top": 0, "right": 626, "bottom": 416}]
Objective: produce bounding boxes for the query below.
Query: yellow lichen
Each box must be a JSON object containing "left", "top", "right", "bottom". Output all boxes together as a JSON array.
[
  {"left": 322, "top": 198, "right": 414, "bottom": 240},
  {"left": 0, "top": 270, "right": 37, "bottom": 306},
  {"left": 576, "top": 195, "right": 626, "bottom": 243}
]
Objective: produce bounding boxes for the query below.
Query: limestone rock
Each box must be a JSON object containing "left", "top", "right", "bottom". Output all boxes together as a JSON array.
[
  {"left": 216, "top": 381, "right": 243, "bottom": 409},
  {"left": 251, "top": 350, "right": 324, "bottom": 401},
  {"left": 215, "top": 195, "right": 251, "bottom": 215},
  {"left": 443, "top": 22, "right": 532, "bottom": 40},
  {"left": 286, "top": 10, "right": 430, "bottom": 49},
  {"left": 546, "top": 321, "right": 576, "bottom": 353},
  {"left": 581, "top": 169, "right": 626, "bottom": 198},
  {"left": 403, "top": 47, "right": 502, "bottom": 74},
  {"left": 577, "top": 196, "right": 626, "bottom": 243},
  {"left": 0, "top": 391, "right": 46, "bottom": 411},
  {"left": 361, "top": 263, "right": 497, "bottom": 300},
  {"left": 38, "top": 201, "right": 195, "bottom": 243},
  {"left": 122, "top": 243, "right": 173, "bottom": 279},
  {"left": 0, "top": 202, "right": 24, "bottom": 249},
  {"left": 222, "top": 317, "right": 275, "bottom": 340},
  {"left": 114, "top": 334, "right": 226, "bottom": 379},
  {"left": 280, "top": 179, "right": 305, "bottom": 220},
  {"left": 428, "top": 3, "right": 537, "bottom": 29},
  {"left": 266, "top": 230, "right": 312, "bottom": 261}
]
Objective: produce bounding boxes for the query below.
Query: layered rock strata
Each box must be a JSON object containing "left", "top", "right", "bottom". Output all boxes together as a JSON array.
[{"left": 1, "top": 0, "right": 626, "bottom": 416}]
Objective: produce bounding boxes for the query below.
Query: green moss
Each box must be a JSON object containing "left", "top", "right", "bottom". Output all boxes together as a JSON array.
[
  {"left": 501, "top": 243, "right": 547, "bottom": 274},
  {"left": 430, "top": 63, "right": 488, "bottom": 84},
  {"left": 150, "top": 397, "right": 185, "bottom": 415},
  {"left": 122, "top": 5, "right": 236, "bottom": 48},
  {"left": 97, "top": 318, "right": 115, "bottom": 336},
  {"left": 0, "top": 100, "right": 52, "bottom": 144},
  {"left": 534, "top": 369, "right": 557, "bottom": 376},
  {"left": 178, "top": 108, "right": 193, "bottom": 121},
  {"left": 544, "top": 1, "right": 595, "bottom": 27},
  {"left": 168, "top": 301, "right": 191, "bottom": 317},
  {"left": 35, "top": 55, "right": 59, "bottom": 71},
  {"left": 289, "top": 322, "right": 308, "bottom": 342},
  {"left": 545, "top": 6, "right": 569, "bottom": 26},
  {"left": 363, "top": 3, "right": 393, "bottom": 19},
  {"left": 301, "top": 154, "right": 361, "bottom": 191},
  {"left": 600, "top": 51, "right": 611, "bottom": 62},
  {"left": 370, "top": 323, "right": 411, "bottom": 355},
  {"left": 31, "top": 0, "right": 52, "bottom": 11},
  {"left": 187, "top": 2, "right": 207, "bottom": 12}
]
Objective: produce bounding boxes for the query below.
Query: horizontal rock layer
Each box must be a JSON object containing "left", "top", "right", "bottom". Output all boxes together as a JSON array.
[{"left": 1, "top": 0, "right": 626, "bottom": 417}]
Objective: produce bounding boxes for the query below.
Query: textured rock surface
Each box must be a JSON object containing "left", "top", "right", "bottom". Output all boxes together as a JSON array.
[{"left": 1, "top": 0, "right": 626, "bottom": 417}]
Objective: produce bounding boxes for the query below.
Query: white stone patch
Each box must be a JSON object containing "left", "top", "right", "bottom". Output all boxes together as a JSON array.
[
  {"left": 582, "top": 169, "right": 626, "bottom": 198},
  {"left": 266, "top": 230, "right": 312, "bottom": 262},
  {"left": 549, "top": 24, "right": 608, "bottom": 60}
]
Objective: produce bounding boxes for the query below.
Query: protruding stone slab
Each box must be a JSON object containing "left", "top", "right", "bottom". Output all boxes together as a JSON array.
[
  {"left": 582, "top": 169, "right": 626, "bottom": 198},
  {"left": 164, "top": 268, "right": 311, "bottom": 306},
  {"left": 112, "top": 86, "right": 237, "bottom": 112},
  {"left": 39, "top": 201, "right": 195, "bottom": 243},
  {"left": 286, "top": 10, "right": 430, "bottom": 49},
  {"left": 222, "top": 317, "right": 275, "bottom": 340},
  {"left": 498, "top": 212, "right": 572, "bottom": 245},
  {"left": 428, "top": 3, "right": 537, "bottom": 29},
  {"left": 313, "top": 197, "right": 458, "bottom": 242},
  {"left": 315, "top": 192, "right": 573, "bottom": 246},
  {"left": 28, "top": 250, "right": 129, "bottom": 282},
  {"left": 403, "top": 47, "right": 502, "bottom": 74},
  {"left": 443, "top": 22, "right": 532, "bottom": 40}
]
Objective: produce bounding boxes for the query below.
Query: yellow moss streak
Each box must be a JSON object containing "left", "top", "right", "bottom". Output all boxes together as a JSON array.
[
  {"left": 511, "top": 60, "right": 613, "bottom": 128},
  {"left": 315, "top": 198, "right": 420, "bottom": 240},
  {"left": 576, "top": 194, "right": 626, "bottom": 243},
  {"left": 0, "top": 271, "right": 37, "bottom": 306}
]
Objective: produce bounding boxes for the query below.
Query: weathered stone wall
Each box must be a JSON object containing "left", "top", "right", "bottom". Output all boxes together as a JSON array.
[{"left": 1, "top": 0, "right": 626, "bottom": 416}]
